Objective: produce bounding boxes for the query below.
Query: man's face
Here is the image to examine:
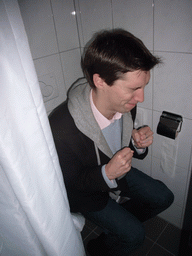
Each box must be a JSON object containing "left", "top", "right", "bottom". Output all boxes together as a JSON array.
[{"left": 102, "top": 70, "right": 150, "bottom": 118}]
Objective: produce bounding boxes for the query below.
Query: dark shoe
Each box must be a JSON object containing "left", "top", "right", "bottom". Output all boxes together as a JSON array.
[{"left": 87, "top": 233, "right": 110, "bottom": 256}]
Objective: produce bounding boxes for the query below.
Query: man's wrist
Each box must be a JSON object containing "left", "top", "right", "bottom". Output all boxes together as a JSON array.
[
  {"left": 102, "top": 165, "right": 117, "bottom": 188},
  {"left": 131, "top": 138, "right": 146, "bottom": 154}
]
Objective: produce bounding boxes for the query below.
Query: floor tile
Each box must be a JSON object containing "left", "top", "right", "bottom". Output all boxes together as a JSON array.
[
  {"left": 81, "top": 217, "right": 182, "bottom": 256},
  {"left": 94, "top": 226, "right": 104, "bottom": 236},
  {"left": 147, "top": 244, "right": 175, "bottom": 256},
  {"left": 130, "top": 237, "right": 154, "bottom": 256},
  {"left": 84, "top": 219, "right": 98, "bottom": 230},
  {"left": 156, "top": 223, "right": 181, "bottom": 256},
  {"left": 81, "top": 225, "right": 93, "bottom": 241},
  {"left": 83, "top": 231, "right": 98, "bottom": 256},
  {"left": 144, "top": 216, "right": 168, "bottom": 241}
]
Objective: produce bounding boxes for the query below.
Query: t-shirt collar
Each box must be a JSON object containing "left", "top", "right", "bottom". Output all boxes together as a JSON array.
[{"left": 90, "top": 90, "right": 122, "bottom": 130}]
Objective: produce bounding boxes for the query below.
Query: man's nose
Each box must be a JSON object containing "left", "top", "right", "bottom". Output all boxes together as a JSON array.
[{"left": 134, "top": 89, "right": 144, "bottom": 103}]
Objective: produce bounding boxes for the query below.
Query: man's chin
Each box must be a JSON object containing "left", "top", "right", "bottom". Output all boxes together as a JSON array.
[{"left": 124, "top": 104, "right": 136, "bottom": 112}]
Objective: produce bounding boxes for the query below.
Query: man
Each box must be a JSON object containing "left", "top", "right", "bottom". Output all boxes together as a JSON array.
[{"left": 49, "top": 29, "right": 174, "bottom": 256}]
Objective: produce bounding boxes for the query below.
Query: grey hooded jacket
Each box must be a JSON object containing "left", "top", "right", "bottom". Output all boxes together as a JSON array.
[{"left": 49, "top": 78, "right": 148, "bottom": 213}]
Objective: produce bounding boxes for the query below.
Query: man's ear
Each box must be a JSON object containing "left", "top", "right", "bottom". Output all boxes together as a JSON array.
[{"left": 93, "top": 74, "right": 105, "bottom": 89}]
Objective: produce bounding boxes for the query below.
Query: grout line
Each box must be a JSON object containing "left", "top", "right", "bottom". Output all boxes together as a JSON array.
[
  {"left": 146, "top": 241, "right": 175, "bottom": 256},
  {"left": 155, "top": 243, "right": 176, "bottom": 256},
  {"left": 84, "top": 220, "right": 179, "bottom": 255},
  {"left": 146, "top": 222, "right": 169, "bottom": 255},
  {"left": 151, "top": 0, "right": 155, "bottom": 178},
  {"left": 146, "top": 242, "right": 155, "bottom": 256},
  {"left": 73, "top": 0, "right": 83, "bottom": 52},
  {"left": 92, "top": 227, "right": 101, "bottom": 236},
  {"left": 48, "top": 0, "right": 68, "bottom": 90},
  {"left": 152, "top": 0, "right": 155, "bottom": 53},
  {"left": 154, "top": 50, "right": 192, "bottom": 55},
  {"left": 154, "top": 222, "right": 169, "bottom": 243},
  {"left": 49, "top": 0, "right": 59, "bottom": 51},
  {"left": 111, "top": 0, "right": 114, "bottom": 29},
  {"left": 82, "top": 228, "right": 95, "bottom": 241},
  {"left": 33, "top": 47, "right": 80, "bottom": 61},
  {"left": 145, "top": 235, "right": 157, "bottom": 251}
]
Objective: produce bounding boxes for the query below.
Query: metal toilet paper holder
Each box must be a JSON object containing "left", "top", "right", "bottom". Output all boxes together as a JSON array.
[{"left": 157, "top": 111, "right": 183, "bottom": 140}]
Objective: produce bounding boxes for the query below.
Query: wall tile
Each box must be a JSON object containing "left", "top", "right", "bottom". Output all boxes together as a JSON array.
[
  {"left": 51, "top": 0, "right": 80, "bottom": 52},
  {"left": 60, "top": 49, "right": 83, "bottom": 91},
  {"left": 152, "top": 157, "right": 185, "bottom": 228},
  {"left": 132, "top": 156, "right": 152, "bottom": 176},
  {"left": 112, "top": 0, "right": 153, "bottom": 50},
  {"left": 34, "top": 54, "right": 67, "bottom": 113},
  {"left": 176, "top": 118, "right": 192, "bottom": 170},
  {"left": 154, "top": 0, "right": 192, "bottom": 53},
  {"left": 18, "top": 0, "right": 58, "bottom": 59},
  {"left": 158, "top": 202, "right": 183, "bottom": 229},
  {"left": 75, "top": 0, "right": 113, "bottom": 47},
  {"left": 153, "top": 52, "right": 192, "bottom": 119},
  {"left": 151, "top": 157, "right": 189, "bottom": 208},
  {"left": 135, "top": 108, "right": 153, "bottom": 128}
]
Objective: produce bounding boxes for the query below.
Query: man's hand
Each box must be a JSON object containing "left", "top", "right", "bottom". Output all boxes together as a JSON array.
[
  {"left": 105, "top": 147, "right": 134, "bottom": 180},
  {"left": 132, "top": 126, "right": 153, "bottom": 149}
]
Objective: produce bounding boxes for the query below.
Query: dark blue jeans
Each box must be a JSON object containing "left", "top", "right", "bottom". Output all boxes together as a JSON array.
[{"left": 82, "top": 167, "right": 174, "bottom": 256}]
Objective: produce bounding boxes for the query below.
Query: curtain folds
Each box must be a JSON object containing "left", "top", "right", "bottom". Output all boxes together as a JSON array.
[{"left": 0, "top": 0, "right": 85, "bottom": 255}]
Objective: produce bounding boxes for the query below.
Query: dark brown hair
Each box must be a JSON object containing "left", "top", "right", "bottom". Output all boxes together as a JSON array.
[{"left": 82, "top": 29, "right": 161, "bottom": 88}]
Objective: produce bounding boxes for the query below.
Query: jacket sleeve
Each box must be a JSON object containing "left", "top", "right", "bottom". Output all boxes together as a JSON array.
[
  {"left": 49, "top": 102, "right": 112, "bottom": 194},
  {"left": 129, "top": 139, "right": 148, "bottom": 159},
  {"left": 54, "top": 135, "right": 112, "bottom": 193},
  {"left": 129, "top": 107, "right": 149, "bottom": 159}
]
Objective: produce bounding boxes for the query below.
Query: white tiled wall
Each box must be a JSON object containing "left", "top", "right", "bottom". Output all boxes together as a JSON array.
[
  {"left": 18, "top": 0, "right": 81, "bottom": 114},
  {"left": 154, "top": 0, "right": 192, "bottom": 53},
  {"left": 154, "top": 52, "right": 192, "bottom": 119},
  {"left": 60, "top": 48, "right": 83, "bottom": 91},
  {"left": 51, "top": 0, "right": 80, "bottom": 52},
  {"left": 18, "top": 0, "right": 58, "bottom": 59},
  {"left": 152, "top": 0, "right": 192, "bottom": 228},
  {"left": 33, "top": 54, "right": 67, "bottom": 113},
  {"left": 74, "top": 0, "right": 113, "bottom": 47},
  {"left": 18, "top": 0, "right": 192, "bottom": 228},
  {"left": 112, "top": 0, "right": 153, "bottom": 50}
]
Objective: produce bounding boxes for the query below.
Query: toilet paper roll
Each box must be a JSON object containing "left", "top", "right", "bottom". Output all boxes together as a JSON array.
[{"left": 160, "top": 137, "right": 179, "bottom": 178}]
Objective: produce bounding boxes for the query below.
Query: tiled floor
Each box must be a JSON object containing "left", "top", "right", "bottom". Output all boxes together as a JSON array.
[{"left": 81, "top": 216, "right": 182, "bottom": 256}]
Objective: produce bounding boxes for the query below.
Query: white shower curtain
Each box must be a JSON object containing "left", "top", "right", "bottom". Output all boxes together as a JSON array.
[{"left": 0, "top": 0, "right": 85, "bottom": 255}]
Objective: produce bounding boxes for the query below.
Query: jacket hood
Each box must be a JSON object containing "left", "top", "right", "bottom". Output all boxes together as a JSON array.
[
  {"left": 68, "top": 77, "right": 133, "bottom": 158},
  {"left": 68, "top": 78, "right": 99, "bottom": 137}
]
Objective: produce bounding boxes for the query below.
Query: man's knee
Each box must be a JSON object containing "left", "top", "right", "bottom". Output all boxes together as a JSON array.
[
  {"left": 152, "top": 181, "right": 174, "bottom": 212},
  {"left": 164, "top": 188, "right": 174, "bottom": 210},
  {"left": 159, "top": 181, "right": 174, "bottom": 206}
]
